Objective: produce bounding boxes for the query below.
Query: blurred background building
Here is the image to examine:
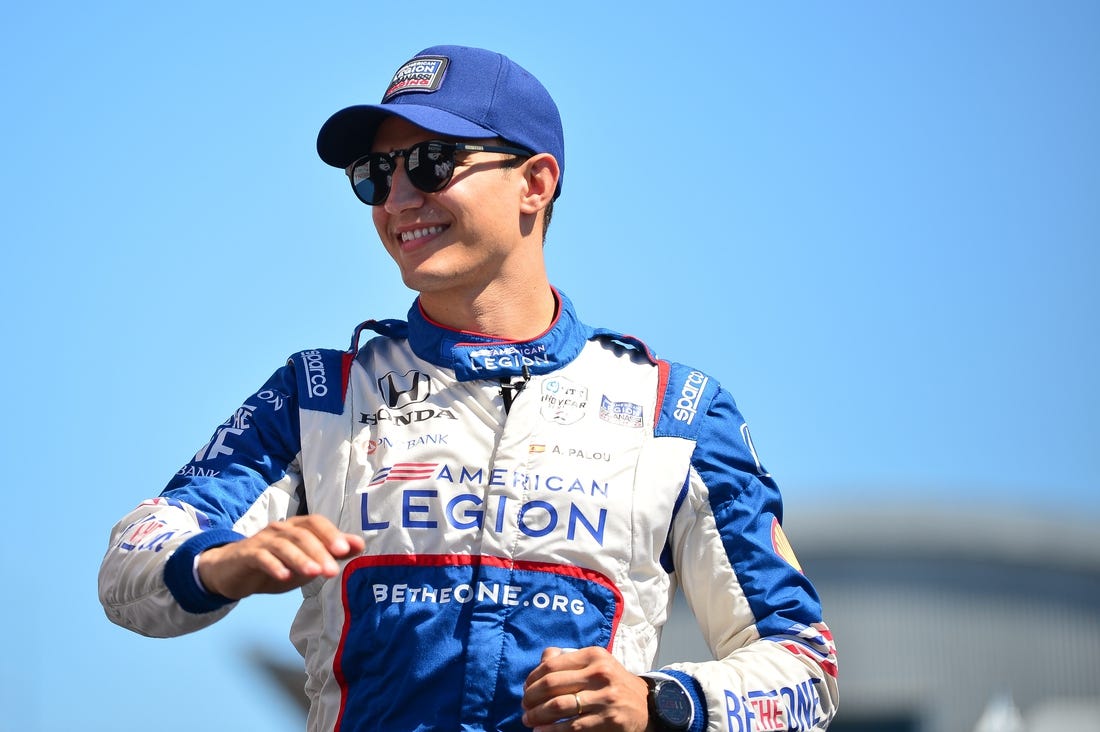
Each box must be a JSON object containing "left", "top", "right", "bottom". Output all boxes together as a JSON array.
[
  {"left": 660, "top": 506, "right": 1100, "bottom": 731},
  {"left": 255, "top": 506, "right": 1100, "bottom": 731}
]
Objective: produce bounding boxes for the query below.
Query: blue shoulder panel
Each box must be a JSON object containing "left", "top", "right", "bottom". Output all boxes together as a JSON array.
[
  {"left": 654, "top": 362, "right": 721, "bottom": 441},
  {"left": 290, "top": 348, "right": 350, "bottom": 415},
  {"left": 683, "top": 385, "right": 825, "bottom": 636}
]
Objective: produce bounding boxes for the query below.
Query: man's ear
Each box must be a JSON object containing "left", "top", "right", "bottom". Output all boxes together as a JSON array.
[{"left": 519, "top": 153, "right": 560, "bottom": 215}]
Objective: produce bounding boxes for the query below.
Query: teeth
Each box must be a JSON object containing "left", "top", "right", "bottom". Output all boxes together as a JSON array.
[{"left": 400, "top": 226, "right": 444, "bottom": 243}]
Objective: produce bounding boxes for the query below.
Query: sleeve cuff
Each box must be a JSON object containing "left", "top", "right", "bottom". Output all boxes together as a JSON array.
[{"left": 164, "top": 529, "right": 246, "bottom": 613}]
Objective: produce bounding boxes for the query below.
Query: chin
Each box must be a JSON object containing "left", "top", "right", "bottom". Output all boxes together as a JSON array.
[{"left": 400, "top": 269, "right": 452, "bottom": 294}]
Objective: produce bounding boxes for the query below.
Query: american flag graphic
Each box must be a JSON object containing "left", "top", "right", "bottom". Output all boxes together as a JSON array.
[
  {"left": 777, "top": 622, "right": 838, "bottom": 678},
  {"left": 367, "top": 462, "right": 439, "bottom": 486}
]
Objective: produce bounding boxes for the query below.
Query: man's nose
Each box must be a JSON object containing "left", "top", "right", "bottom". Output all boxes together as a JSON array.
[{"left": 383, "top": 161, "right": 425, "bottom": 213}]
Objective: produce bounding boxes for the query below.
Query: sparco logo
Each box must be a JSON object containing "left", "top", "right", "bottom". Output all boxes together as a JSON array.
[
  {"left": 301, "top": 351, "right": 329, "bottom": 398},
  {"left": 378, "top": 370, "right": 431, "bottom": 408},
  {"left": 673, "top": 371, "right": 709, "bottom": 425}
]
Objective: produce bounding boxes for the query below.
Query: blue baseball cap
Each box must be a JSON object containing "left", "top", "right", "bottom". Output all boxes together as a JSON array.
[{"left": 317, "top": 45, "right": 565, "bottom": 198}]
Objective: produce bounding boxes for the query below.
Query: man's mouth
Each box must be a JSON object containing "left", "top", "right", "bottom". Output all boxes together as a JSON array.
[{"left": 400, "top": 225, "right": 447, "bottom": 244}]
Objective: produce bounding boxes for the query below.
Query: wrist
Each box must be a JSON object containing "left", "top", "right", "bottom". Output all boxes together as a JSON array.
[
  {"left": 643, "top": 673, "right": 694, "bottom": 732},
  {"left": 195, "top": 544, "right": 232, "bottom": 597},
  {"left": 164, "top": 529, "right": 244, "bottom": 612}
]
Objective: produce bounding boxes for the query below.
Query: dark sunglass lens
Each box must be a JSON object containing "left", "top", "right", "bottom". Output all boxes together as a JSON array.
[
  {"left": 406, "top": 141, "right": 455, "bottom": 193},
  {"left": 351, "top": 156, "right": 391, "bottom": 205}
]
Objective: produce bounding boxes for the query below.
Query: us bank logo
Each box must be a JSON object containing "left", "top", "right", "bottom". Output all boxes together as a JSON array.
[{"left": 378, "top": 370, "right": 431, "bottom": 408}]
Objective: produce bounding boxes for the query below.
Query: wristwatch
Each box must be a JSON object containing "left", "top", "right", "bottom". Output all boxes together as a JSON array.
[{"left": 644, "top": 675, "right": 694, "bottom": 731}]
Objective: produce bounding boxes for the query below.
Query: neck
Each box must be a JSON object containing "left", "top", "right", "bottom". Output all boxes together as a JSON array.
[{"left": 418, "top": 280, "right": 557, "bottom": 341}]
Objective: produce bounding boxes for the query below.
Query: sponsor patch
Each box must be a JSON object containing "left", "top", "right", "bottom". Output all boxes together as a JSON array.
[
  {"left": 377, "top": 370, "right": 432, "bottom": 408},
  {"left": 726, "top": 678, "right": 824, "bottom": 732},
  {"left": 771, "top": 517, "right": 803, "bottom": 572},
  {"left": 367, "top": 437, "right": 392, "bottom": 455},
  {"left": 367, "top": 462, "right": 439, "bottom": 486},
  {"left": 466, "top": 343, "right": 550, "bottom": 373},
  {"left": 598, "top": 395, "right": 644, "bottom": 428},
  {"left": 384, "top": 56, "right": 448, "bottom": 100},
  {"left": 301, "top": 350, "right": 330, "bottom": 399},
  {"left": 117, "top": 515, "right": 174, "bottom": 552},
  {"left": 540, "top": 377, "right": 589, "bottom": 425},
  {"left": 672, "top": 370, "right": 708, "bottom": 425}
]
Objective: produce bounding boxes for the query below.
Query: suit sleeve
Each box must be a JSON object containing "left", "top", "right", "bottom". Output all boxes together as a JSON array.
[
  {"left": 663, "top": 386, "right": 839, "bottom": 731},
  {"left": 98, "top": 362, "right": 304, "bottom": 637}
]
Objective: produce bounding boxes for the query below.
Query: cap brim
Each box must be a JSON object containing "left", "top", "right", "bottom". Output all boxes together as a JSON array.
[{"left": 316, "top": 104, "right": 500, "bottom": 168}]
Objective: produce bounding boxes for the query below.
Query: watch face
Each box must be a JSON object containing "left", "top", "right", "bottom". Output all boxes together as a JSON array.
[{"left": 655, "top": 680, "right": 692, "bottom": 728}]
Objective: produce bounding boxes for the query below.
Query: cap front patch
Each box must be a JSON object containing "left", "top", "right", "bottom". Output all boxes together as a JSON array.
[{"left": 384, "top": 56, "right": 449, "bottom": 101}]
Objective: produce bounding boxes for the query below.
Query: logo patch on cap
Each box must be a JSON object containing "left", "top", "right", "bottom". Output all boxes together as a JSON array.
[{"left": 383, "top": 56, "right": 449, "bottom": 101}]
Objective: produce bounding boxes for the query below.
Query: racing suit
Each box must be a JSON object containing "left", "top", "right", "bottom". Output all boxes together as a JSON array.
[{"left": 99, "top": 290, "right": 839, "bottom": 731}]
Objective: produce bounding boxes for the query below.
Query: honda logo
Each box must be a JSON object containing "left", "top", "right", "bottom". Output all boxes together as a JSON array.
[{"left": 377, "top": 370, "right": 431, "bottom": 408}]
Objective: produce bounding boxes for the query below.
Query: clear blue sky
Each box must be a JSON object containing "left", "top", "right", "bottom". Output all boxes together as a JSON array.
[{"left": 2, "top": 2, "right": 1097, "bottom": 729}]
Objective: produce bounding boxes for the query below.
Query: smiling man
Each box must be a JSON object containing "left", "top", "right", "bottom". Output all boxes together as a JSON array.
[{"left": 99, "top": 45, "right": 839, "bottom": 732}]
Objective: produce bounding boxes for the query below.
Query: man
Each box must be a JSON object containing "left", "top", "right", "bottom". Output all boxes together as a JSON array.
[{"left": 99, "top": 45, "right": 839, "bottom": 731}]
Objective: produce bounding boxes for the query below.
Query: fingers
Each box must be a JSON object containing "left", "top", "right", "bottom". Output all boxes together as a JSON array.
[
  {"left": 522, "top": 648, "right": 650, "bottom": 731},
  {"left": 522, "top": 648, "right": 591, "bottom": 729},
  {"left": 525, "top": 646, "right": 580, "bottom": 694},
  {"left": 528, "top": 646, "right": 584, "bottom": 686},
  {"left": 198, "top": 515, "right": 363, "bottom": 598},
  {"left": 523, "top": 690, "right": 608, "bottom": 732},
  {"left": 303, "top": 514, "right": 365, "bottom": 558},
  {"left": 521, "top": 692, "right": 589, "bottom": 731},
  {"left": 265, "top": 520, "right": 344, "bottom": 577}
]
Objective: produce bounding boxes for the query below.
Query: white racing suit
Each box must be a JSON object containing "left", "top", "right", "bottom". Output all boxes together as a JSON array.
[{"left": 99, "top": 290, "right": 838, "bottom": 731}]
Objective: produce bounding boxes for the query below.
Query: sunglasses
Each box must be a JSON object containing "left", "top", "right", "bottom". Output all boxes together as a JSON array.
[{"left": 345, "top": 140, "right": 532, "bottom": 206}]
